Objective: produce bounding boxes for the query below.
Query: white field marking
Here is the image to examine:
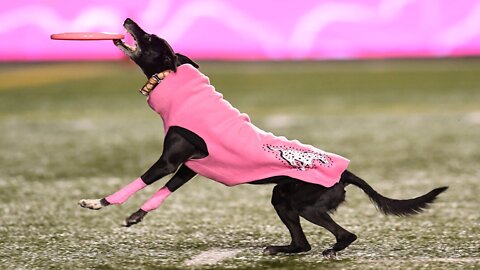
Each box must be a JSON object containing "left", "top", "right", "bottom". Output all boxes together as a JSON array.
[
  {"left": 358, "top": 257, "right": 480, "bottom": 264},
  {"left": 463, "top": 112, "right": 480, "bottom": 124},
  {"left": 264, "top": 114, "right": 299, "bottom": 129},
  {"left": 71, "top": 119, "right": 96, "bottom": 131},
  {"left": 185, "top": 248, "right": 242, "bottom": 266}
]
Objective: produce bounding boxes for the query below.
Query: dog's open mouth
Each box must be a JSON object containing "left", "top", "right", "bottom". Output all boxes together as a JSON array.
[{"left": 114, "top": 29, "right": 138, "bottom": 56}]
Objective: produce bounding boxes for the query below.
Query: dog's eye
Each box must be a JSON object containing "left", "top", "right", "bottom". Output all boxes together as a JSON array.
[{"left": 144, "top": 34, "right": 152, "bottom": 42}]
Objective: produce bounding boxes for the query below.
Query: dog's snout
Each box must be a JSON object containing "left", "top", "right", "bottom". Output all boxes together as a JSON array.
[
  {"left": 123, "top": 18, "right": 139, "bottom": 30},
  {"left": 124, "top": 18, "right": 134, "bottom": 25},
  {"left": 123, "top": 18, "right": 146, "bottom": 36}
]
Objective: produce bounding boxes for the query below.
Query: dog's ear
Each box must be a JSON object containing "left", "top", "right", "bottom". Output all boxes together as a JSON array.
[{"left": 175, "top": 53, "right": 199, "bottom": 68}]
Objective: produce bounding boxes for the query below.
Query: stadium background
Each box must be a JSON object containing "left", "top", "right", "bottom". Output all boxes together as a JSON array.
[{"left": 2, "top": 0, "right": 480, "bottom": 61}]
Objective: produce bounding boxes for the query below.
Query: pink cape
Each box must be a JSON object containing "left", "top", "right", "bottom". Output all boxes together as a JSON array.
[{"left": 147, "top": 64, "right": 349, "bottom": 187}]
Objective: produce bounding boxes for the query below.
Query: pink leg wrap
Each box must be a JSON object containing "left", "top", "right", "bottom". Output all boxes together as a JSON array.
[
  {"left": 105, "top": 177, "right": 147, "bottom": 205},
  {"left": 141, "top": 187, "right": 172, "bottom": 212}
]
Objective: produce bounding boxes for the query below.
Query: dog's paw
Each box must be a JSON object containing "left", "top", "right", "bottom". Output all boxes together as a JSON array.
[
  {"left": 78, "top": 199, "right": 104, "bottom": 210},
  {"left": 263, "top": 246, "right": 278, "bottom": 256},
  {"left": 322, "top": 249, "right": 337, "bottom": 260},
  {"left": 122, "top": 209, "right": 147, "bottom": 227}
]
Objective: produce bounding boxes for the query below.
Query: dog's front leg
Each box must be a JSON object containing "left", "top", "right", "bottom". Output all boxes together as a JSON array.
[
  {"left": 122, "top": 187, "right": 169, "bottom": 227},
  {"left": 123, "top": 164, "right": 197, "bottom": 227},
  {"left": 79, "top": 128, "right": 198, "bottom": 212},
  {"left": 78, "top": 177, "right": 147, "bottom": 210}
]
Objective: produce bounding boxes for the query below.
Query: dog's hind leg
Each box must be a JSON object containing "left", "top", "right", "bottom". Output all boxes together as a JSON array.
[
  {"left": 264, "top": 184, "right": 311, "bottom": 255},
  {"left": 300, "top": 209, "right": 357, "bottom": 259}
]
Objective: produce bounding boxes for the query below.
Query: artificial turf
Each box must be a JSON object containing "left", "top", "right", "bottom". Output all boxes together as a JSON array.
[{"left": 0, "top": 59, "right": 479, "bottom": 269}]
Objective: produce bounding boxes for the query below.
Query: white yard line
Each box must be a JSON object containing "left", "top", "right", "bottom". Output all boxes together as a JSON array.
[
  {"left": 185, "top": 248, "right": 242, "bottom": 266},
  {"left": 264, "top": 114, "right": 299, "bottom": 129},
  {"left": 464, "top": 112, "right": 480, "bottom": 124}
]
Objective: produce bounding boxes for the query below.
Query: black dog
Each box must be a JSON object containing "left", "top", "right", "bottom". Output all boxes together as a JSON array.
[{"left": 79, "top": 18, "right": 447, "bottom": 258}]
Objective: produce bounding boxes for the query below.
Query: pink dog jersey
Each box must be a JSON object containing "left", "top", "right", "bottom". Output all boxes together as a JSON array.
[{"left": 147, "top": 64, "right": 350, "bottom": 187}]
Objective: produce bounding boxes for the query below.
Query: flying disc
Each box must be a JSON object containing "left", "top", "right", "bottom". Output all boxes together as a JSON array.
[{"left": 50, "top": 32, "right": 125, "bottom": 40}]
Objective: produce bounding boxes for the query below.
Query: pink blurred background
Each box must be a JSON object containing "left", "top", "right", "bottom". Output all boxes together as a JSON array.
[{"left": 2, "top": 0, "right": 480, "bottom": 61}]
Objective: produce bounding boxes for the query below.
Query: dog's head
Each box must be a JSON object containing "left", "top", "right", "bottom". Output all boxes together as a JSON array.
[{"left": 114, "top": 18, "right": 198, "bottom": 78}]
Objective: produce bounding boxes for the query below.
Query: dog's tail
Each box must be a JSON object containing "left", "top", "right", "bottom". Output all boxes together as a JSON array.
[{"left": 341, "top": 170, "right": 448, "bottom": 216}]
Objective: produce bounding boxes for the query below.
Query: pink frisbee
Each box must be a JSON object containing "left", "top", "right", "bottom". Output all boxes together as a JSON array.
[{"left": 50, "top": 32, "right": 125, "bottom": 40}]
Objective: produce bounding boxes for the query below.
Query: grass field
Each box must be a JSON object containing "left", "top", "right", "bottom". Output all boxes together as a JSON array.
[{"left": 0, "top": 59, "right": 479, "bottom": 269}]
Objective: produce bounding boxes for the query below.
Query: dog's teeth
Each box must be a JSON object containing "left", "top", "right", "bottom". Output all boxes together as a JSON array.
[{"left": 124, "top": 43, "right": 136, "bottom": 51}]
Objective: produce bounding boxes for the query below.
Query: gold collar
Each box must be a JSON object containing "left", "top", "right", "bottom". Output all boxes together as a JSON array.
[{"left": 139, "top": 70, "right": 173, "bottom": 96}]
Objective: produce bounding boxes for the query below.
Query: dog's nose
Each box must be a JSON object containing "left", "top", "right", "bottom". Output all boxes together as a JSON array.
[{"left": 124, "top": 18, "right": 135, "bottom": 26}]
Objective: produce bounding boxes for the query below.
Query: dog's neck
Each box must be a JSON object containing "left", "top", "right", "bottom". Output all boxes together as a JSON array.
[{"left": 139, "top": 70, "right": 173, "bottom": 96}]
